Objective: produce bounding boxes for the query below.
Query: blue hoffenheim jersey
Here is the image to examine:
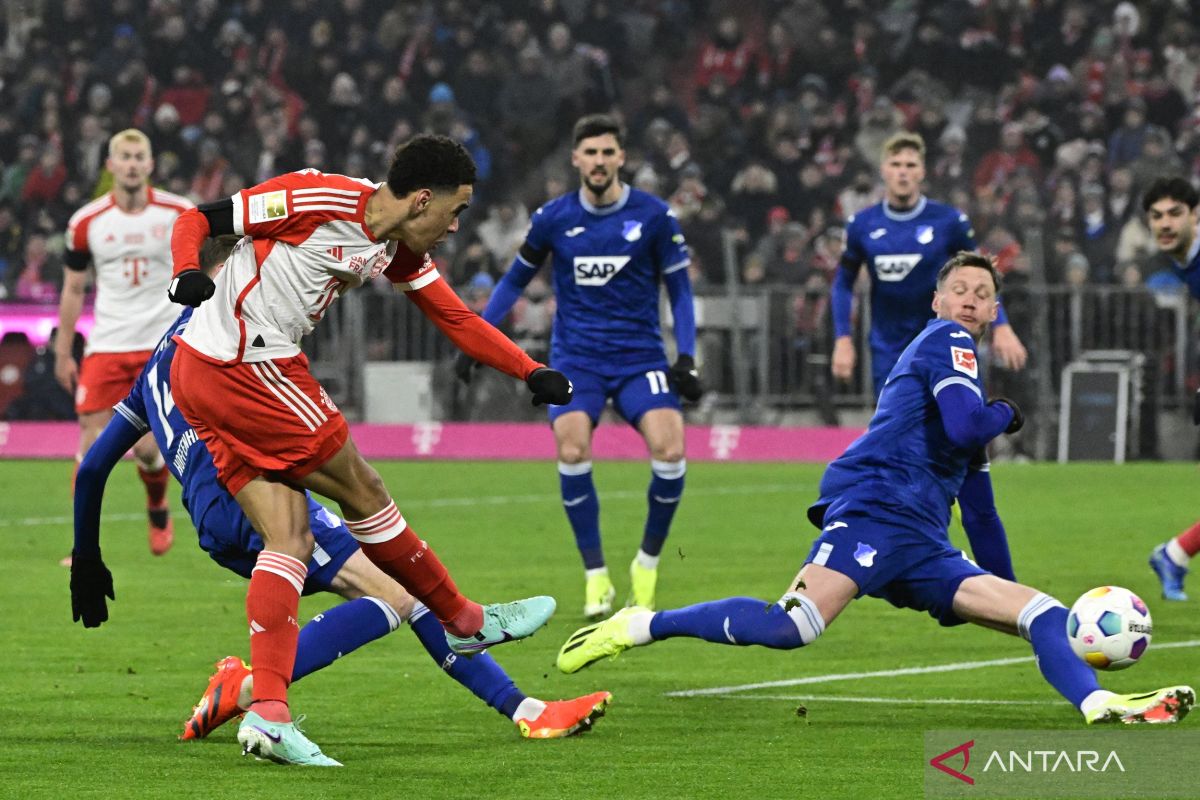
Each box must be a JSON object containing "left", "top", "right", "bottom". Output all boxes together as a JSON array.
[
  {"left": 811, "top": 319, "right": 986, "bottom": 535},
  {"left": 1169, "top": 231, "right": 1200, "bottom": 299},
  {"left": 113, "top": 308, "right": 227, "bottom": 530},
  {"left": 524, "top": 185, "right": 690, "bottom": 372},
  {"left": 843, "top": 198, "right": 976, "bottom": 360}
]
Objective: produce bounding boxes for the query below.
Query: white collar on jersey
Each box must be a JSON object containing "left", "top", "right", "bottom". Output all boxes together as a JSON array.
[
  {"left": 882, "top": 194, "right": 927, "bottom": 222},
  {"left": 578, "top": 183, "right": 631, "bottom": 216}
]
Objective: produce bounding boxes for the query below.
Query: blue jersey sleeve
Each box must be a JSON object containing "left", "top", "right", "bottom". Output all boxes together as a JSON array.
[
  {"left": 832, "top": 216, "right": 865, "bottom": 338},
  {"left": 916, "top": 325, "right": 1011, "bottom": 448},
  {"left": 951, "top": 211, "right": 977, "bottom": 252},
  {"left": 74, "top": 414, "right": 144, "bottom": 556},
  {"left": 652, "top": 208, "right": 691, "bottom": 275},
  {"left": 655, "top": 208, "right": 695, "bottom": 355}
]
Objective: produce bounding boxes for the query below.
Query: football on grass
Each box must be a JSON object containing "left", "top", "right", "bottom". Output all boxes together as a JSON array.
[{"left": 1066, "top": 586, "right": 1152, "bottom": 671}]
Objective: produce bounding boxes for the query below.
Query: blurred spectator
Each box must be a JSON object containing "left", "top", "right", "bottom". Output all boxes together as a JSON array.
[
  {"left": 1107, "top": 97, "right": 1152, "bottom": 168},
  {"left": 743, "top": 222, "right": 810, "bottom": 285},
  {"left": 12, "top": 233, "right": 61, "bottom": 302},
  {"left": 189, "top": 138, "right": 232, "bottom": 203},
  {"left": 694, "top": 15, "right": 754, "bottom": 94},
  {"left": 22, "top": 146, "right": 68, "bottom": 208},
  {"left": 973, "top": 122, "right": 1041, "bottom": 195},
  {"left": 475, "top": 200, "right": 529, "bottom": 266}
]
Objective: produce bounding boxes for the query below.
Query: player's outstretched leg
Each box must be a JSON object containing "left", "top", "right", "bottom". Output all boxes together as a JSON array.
[
  {"left": 557, "top": 593, "right": 826, "bottom": 673},
  {"left": 1149, "top": 522, "right": 1197, "bottom": 601},
  {"left": 237, "top": 711, "right": 342, "bottom": 766},
  {"left": 444, "top": 595, "right": 557, "bottom": 654}
]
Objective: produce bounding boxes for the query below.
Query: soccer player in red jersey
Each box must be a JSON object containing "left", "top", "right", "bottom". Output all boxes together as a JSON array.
[
  {"left": 57, "top": 129, "right": 193, "bottom": 558},
  {"left": 165, "top": 135, "right": 571, "bottom": 763}
]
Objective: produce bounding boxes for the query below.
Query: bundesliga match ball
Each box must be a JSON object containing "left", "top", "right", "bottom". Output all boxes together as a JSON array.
[{"left": 1066, "top": 586, "right": 1152, "bottom": 671}]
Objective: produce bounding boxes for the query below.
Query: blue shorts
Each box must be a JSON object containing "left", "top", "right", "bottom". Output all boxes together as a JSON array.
[
  {"left": 195, "top": 494, "right": 359, "bottom": 595},
  {"left": 804, "top": 511, "right": 987, "bottom": 626},
  {"left": 549, "top": 358, "right": 681, "bottom": 427}
]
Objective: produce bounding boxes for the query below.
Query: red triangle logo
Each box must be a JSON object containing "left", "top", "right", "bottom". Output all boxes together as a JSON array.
[
  {"left": 326, "top": 246, "right": 343, "bottom": 260},
  {"left": 930, "top": 740, "right": 975, "bottom": 785}
]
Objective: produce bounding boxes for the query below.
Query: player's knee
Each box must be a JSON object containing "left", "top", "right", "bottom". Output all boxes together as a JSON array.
[
  {"left": 650, "top": 440, "right": 686, "bottom": 464},
  {"left": 367, "top": 594, "right": 410, "bottom": 629},
  {"left": 778, "top": 592, "right": 826, "bottom": 647},
  {"left": 557, "top": 442, "right": 591, "bottom": 464}
]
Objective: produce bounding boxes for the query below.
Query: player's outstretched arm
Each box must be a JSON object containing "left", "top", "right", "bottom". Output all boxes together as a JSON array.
[
  {"left": 71, "top": 415, "right": 141, "bottom": 627},
  {"left": 455, "top": 255, "right": 540, "bottom": 383}
]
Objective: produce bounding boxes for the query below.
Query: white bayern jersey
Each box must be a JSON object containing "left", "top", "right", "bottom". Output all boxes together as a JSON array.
[
  {"left": 179, "top": 169, "right": 438, "bottom": 365},
  {"left": 66, "top": 188, "right": 193, "bottom": 355}
]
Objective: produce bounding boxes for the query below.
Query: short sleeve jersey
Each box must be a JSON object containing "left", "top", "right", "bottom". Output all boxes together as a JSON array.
[
  {"left": 522, "top": 185, "right": 690, "bottom": 371},
  {"left": 842, "top": 197, "right": 976, "bottom": 360},
  {"left": 65, "top": 189, "right": 193, "bottom": 355},
  {"left": 179, "top": 170, "right": 436, "bottom": 365},
  {"left": 810, "top": 319, "right": 986, "bottom": 534}
]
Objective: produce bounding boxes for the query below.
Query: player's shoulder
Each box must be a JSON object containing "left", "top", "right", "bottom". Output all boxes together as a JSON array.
[
  {"left": 924, "top": 198, "right": 970, "bottom": 224},
  {"left": 270, "top": 169, "right": 376, "bottom": 193},
  {"left": 917, "top": 319, "right": 976, "bottom": 352},
  {"left": 845, "top": 202, "right": 882, "bottom": 232},
  {"left": 147, "top": 187, "right": 195, "bottom": 212},
  {"left": 627, "top": 188, "right": 672, "bottom": 215},
  {"left": 68, "top": 193, "right": 116, "bottom": 227}
]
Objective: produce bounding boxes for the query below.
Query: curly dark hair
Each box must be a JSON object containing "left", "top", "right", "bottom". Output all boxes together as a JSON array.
[
  {"left": 1142, "top": 176, "right": 1199, "bottom": 212},
  {"left": 386, "top": 135, "right": 476, "bottom": 197}
]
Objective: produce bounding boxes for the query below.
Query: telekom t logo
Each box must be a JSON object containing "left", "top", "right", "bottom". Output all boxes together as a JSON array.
[{"left": 930, "top": 739, "right": 975, "bottom": 785}]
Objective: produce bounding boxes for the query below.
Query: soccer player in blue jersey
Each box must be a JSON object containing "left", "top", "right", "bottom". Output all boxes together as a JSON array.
[
  {"left": 1143, "top": 177, "right": 1200, "bottom": 601},
  {"left": 69, "top": 244, "right": 611, "bottom": 765},
  {"left": 457, "top": 114, "right": 701, "bottom": 619},
  {"left": 558, "top": 252, "right": 1194, "bottom": 725},
  {"left": 833, "top": 132, "right": 1026, "bottom": 586}
]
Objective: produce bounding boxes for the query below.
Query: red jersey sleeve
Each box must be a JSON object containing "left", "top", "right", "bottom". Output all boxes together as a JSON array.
[
  {"left": 231, "top": 169, "right": 375, "bottom": 245},
  {"left": 404, "top": 275, "right": 542, "bottom": 381}
]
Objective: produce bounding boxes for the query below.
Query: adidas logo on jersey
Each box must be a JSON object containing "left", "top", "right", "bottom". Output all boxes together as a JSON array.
[
  {"left": 874, "top": 253, "right": 921, "bottom": 282},
  {"left": 573, "top": 256, "right": 630, "bottom": 286},
  {"left": 326, "top": 246, "right": 343, "bottom": 260}
]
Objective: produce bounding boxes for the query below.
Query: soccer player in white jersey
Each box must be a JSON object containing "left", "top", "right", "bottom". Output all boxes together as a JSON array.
[
  {"left": 164, "top": 134, "right": 572, "bottom": 764},
  {"left": 56, "top": 129, "right": 193, "bottom": 558}
]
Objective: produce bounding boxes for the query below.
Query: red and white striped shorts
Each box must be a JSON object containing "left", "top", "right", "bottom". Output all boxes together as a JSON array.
[{"left": 170, "top": 344, "right": 348, "bottom": 496}]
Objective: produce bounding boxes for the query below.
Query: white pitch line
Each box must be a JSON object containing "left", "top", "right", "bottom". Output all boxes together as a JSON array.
[
  {"left": 0, "top": 482, "right": 806, "bottom": 527},
  {"left": 715, "top": 694, "right": 1045, "bottom": 706},
  {"left": 665, "top": 638, "right": 1200, "bottom": 698}
]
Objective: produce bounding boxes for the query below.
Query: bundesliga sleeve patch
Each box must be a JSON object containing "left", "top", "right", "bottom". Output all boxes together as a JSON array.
[
  {"left": 950, "top": 346, "right": 978, "bottom": 378},
  {"left": 247, "top": 190, "right": 288, "bottom": 223}
]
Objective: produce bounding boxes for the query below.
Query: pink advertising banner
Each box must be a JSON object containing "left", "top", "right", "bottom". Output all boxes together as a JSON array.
[{"left": 0, "top": 422, "right": 863, "bottom": 462}]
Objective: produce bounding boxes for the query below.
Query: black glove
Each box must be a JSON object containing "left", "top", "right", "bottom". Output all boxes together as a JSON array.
[
  {"left": 167, "top": 269, "right": 215, "bottom": 307},
  {"left": 526, "top": 367, "right": 573, "bottom": 406},
  {"left": 454, "top": 352, "right": 479, "bottom": 385},
  {"left": 1192, "top": 387, "right": 1200, "bottom": 426},
  {"left": 70, "top": 551, "right": 114, "bottom": 628},
  {"left": 990, "top": 397, "right": 1024, "bottom": 434},
  {"left": 668, "top": 354, "right": 704, "bottom": 402}
]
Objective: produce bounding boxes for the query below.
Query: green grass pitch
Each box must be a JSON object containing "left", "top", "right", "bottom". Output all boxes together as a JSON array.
[{"left": 2, "top": 459, "right": 1198, "bottom": 798}]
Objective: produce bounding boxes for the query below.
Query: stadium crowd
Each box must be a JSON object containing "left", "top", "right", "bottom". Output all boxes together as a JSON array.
[{"left": 0, "top": 0, "right": 1198, "bottom": 407}]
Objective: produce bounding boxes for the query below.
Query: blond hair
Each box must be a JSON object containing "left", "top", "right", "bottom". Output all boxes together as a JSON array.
[
  {"left": 108, "top": 128, "right": 152, "bottom": 157},
  {"left": 881, "top": 132, "right": 925, "bottom": 161}
]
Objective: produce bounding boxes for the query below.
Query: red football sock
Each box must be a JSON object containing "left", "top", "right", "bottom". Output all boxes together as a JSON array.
[
  {"left": 246, "top": 551, "right": 306, "bottom": 723},
  {"left": 345, "top": 501, "right": 479, "bottom": 635},
  {"left": 1175, "top": 521, "right": 1200, "bottom": 557},
  {"left": 137, "top": 463, "right": 170, "bottom": 507}
]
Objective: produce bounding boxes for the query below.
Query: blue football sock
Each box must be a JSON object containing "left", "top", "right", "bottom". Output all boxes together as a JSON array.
[
  {"left": 559, "top": 461, "right": 604, "bottom": 569},
  {"left": 641, "top": 459, "right": 685, "bottom": 558},
  {"left": 292, "top": 596, "right": 400, "bottom": 682},
  {"left": 959, "top": 467, "right": 1016, "bottom": 581},
  {"left": 1021, "top": 596, "right": 1101, "bottom": 709},
  {"left": 648, "top": 596, "right": 805, "bottom": 649},
  {"left": 409, "top": 604, "right": 525, "bottom": 718}
]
